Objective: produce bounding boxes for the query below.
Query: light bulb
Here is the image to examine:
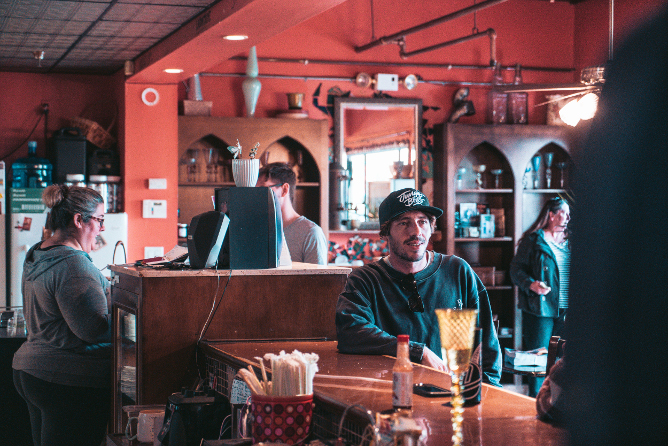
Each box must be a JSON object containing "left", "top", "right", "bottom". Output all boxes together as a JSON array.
[
  {"left": 578, "top": 92, "right": 599, "bottom": 120},
  {"left": 559, "top": 98, "right": 581, "bottom": 127}
]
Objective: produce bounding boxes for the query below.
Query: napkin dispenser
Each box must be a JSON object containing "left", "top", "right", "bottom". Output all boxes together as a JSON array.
[{"left": 157, "top": 389, "right": 230, "bottom": 446}]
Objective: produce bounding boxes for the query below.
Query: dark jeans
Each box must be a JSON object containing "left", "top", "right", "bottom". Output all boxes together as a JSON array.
[
  {"left": 522, "top": 310, "right": 566, "bottom": 397},
  {"left": 13, "top": 369, "right": 110, "bottom": 446}
]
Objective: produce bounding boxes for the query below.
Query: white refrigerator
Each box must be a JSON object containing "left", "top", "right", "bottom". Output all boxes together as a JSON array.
[{"left": 7, "top": 188, "right": 128, "bottom": 307}]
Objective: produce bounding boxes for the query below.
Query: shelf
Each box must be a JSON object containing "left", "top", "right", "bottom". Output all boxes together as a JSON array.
[
  {"left": 179, "top": 182, "right": 235, "bottom": 187},
  {"left": 523, "top": 189, "right": 567, "bottom": 194},
  {"left": 456, "top": 188, "right": 513, "bottom": 194},
  {"left": 455, "top": 237, "right": 513, "bottom": 242},
  {"left": 178, "top": 181, "right": 320, "bottom": 187}
]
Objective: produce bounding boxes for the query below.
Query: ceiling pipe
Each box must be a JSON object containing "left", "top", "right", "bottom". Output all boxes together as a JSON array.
[
  {"left": 228, "top": 55, "right": 573, "bottom": 73},
  {"left": 398, "top": 28, "right": 496, "bottom": 66},
  {"left": 354, "top": 0, "right": 509, "bottom": 53}
]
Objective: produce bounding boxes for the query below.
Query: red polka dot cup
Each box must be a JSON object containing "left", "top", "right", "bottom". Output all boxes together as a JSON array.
[{"left": 251, "top": 394, "right": 314, "bottom": 444}]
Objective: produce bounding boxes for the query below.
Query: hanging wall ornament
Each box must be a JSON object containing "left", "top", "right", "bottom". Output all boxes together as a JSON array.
[{"left": 242, "top": 46, "right": 261, "bottom": 117}]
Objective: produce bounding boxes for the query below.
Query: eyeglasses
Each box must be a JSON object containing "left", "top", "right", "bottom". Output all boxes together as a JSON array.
[
  {"left": 402, "top": 275, "right": 425, "bottom": 313},
  {"left": 265, "top": 182, "right": 285, "bottom": 189},
  {"left": 89, "top": 216, "right": 105, "bottom": 227}
]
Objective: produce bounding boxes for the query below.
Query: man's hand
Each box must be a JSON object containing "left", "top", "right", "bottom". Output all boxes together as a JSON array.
[{"left": 421, "top": 346, "right": 448, "bottom": 372}]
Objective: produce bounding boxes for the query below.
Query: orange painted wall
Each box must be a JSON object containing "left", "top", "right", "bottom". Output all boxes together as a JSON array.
[{"left": 123, "top": 84, "right": 179, "bottom": 262}]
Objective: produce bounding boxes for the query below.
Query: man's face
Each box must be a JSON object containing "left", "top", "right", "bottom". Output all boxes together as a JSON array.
[
  {"left": 384, "top": 210, "right": 433, "bottom": 263},
  {"left": 256, "top": 176, "right": 286, "bottom": 203}
]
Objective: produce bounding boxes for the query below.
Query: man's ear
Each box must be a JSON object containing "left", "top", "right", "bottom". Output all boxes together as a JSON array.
[{"left": 279, "top": 182, "right": 290, "bottom": 198}]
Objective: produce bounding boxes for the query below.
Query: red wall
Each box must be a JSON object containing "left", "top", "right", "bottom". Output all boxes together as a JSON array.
[
  {"left": 0, "top": 72, "right": 121, "bottom": 167},
  {"left": 2, "top": 0, "right": 665, "bottom": 263}
]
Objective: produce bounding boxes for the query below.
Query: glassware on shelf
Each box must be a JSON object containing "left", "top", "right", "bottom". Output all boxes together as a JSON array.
[
  {"left": 488, "top": 62, "right": 507, "bottom": 124},
  {"left": 531, "top": 155, "right": 542, "bottom": 189},
  {"left": 456, "top": 167, "right": 466, "bottom": 190},
  {"left": 184, "top": 148, "right": 200, "bottom": 183},
  {"left": 523, "top": 166, "right": 531, "bottom": 189},
  {"left": 473, "top": 164, "right": 486, "bottom": 189},
  {"left": 544, "top": 152, "right": 554, "bottom": 188},
  {"left": 435, "top": 308, "right": 478, "bottom": 446},
  {"left": 204, "top": 148, "right": 219, "bottom": 182},
  {"left": 490, "top": 169, "right": 503, "bottom": 189},
  {"left": 556, "top": 161, "right": 568, "bottom": 189}
]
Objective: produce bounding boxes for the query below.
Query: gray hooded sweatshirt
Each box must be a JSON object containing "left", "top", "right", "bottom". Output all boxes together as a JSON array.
[{"left": 12, "top": 242, "right": 111, "bottom": 388}]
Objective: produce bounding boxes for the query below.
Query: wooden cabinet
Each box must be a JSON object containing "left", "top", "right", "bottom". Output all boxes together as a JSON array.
[
  {"left": 178, "top": 116, "right": 329, "bottom": 236},
  {"left": 108, "top": 264, "right": 349, "bottom": 434},
  {"left": 433, "top": 124, "right": 577, "bottom": 381}
]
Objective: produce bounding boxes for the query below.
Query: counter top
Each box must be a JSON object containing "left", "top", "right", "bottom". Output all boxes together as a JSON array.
[
  {"left": 201, "top": 340, "right": 565, "bottom": 446},
  {"left": 109, "top": 262, "right": 351, "bottom": 278}
]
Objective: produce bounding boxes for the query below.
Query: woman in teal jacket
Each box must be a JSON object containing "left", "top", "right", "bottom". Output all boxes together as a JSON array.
[{"left": 510, "top": 196, "right": 571, "bottom": 397}]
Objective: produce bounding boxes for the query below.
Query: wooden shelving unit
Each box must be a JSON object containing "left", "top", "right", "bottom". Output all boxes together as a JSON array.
[
  {"left": 177, "top": 116, "right": 330, "bottom": 236},
  {"left": 433, "top": 123, "right": 578, "bottom": 384}
]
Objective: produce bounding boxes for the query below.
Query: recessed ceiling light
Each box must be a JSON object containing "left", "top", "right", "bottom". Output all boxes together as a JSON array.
[
  {"left": 223, "top": 35, "right": 248, "bottom": 41},
  {"left": 164, "top": 68, "right": 184, "bottom": 74}
]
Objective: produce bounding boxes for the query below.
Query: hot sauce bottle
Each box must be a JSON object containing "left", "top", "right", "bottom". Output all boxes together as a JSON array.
[{"left": 393, "top": 334, "right": 413, "bottom": 411}]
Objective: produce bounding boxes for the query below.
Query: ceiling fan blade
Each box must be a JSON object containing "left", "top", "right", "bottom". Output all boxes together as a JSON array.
[{"left": 502, "top": 83, "right": 598, "bottom": 93}]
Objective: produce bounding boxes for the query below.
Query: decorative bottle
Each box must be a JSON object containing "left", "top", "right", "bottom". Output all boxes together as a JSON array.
[
  {"left": 393, "top": 334, "right": 413, "bottom": 411},
  {"left": 242, "top": 46, "right": 261, "bottom": 117},
  {"left": 488, "top": 62, "right": 507, "bottom": 124},
  {"left": 509, "top": 64, "right": 528, "bottom": 124}
]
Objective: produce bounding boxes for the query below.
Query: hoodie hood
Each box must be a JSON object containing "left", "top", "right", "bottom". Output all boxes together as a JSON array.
[{"left": 24, "top": 242, "right": 93, "bottom": 282}]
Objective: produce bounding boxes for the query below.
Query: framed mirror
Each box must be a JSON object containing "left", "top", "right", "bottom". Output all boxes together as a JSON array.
[{"left": 332, "top": 97, "right": 423, "bottom": 230}]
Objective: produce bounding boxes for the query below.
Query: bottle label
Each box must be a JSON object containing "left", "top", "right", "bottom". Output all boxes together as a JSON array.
[{"left": 392, "top": 371, "right": 413, "bottom": 408}]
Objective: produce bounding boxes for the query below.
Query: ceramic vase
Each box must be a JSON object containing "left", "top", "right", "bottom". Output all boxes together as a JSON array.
[
  {"left": 242, "top": 46, "right": 261, "bottom": 117},
  {"left": 232, "top": 159, "right": 260, "bottom": 187}
]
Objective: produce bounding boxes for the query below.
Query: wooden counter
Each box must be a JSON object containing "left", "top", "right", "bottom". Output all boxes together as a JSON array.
[
  {"left": 108, "top": 263, "right": 350, "bottom": 434},
  {"left": 200, "top": 340, "right": 565, "bottom": 446}
]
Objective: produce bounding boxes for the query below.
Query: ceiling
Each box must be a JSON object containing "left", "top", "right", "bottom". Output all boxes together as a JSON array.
[
  {"left": 0, "top": 0, "right": 583, "bottom": 78},
  {"left": 0, "top": 0, "right": 221, "bottom": 75}
]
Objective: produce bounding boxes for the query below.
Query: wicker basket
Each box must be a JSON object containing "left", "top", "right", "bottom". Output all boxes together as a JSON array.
[{"left": 69, "top": 104, "right": 117, "bottom": 150}]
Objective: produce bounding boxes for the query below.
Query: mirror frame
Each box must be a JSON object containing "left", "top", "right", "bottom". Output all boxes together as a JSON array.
[{"left": 333, "top": 97, "right": 423, "bottom": 191}]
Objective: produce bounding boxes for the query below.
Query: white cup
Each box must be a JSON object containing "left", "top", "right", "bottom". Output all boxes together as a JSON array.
[{"left": 125, "top": 409, "right": 165, "bottom": 443}]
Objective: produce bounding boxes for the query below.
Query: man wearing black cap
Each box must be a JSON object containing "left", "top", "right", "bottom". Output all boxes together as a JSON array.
[{"left": 335, "top": 188, "right": 502, "bottom": 385}]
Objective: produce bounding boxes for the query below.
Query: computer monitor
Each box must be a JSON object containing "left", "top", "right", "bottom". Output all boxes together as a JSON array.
[
  {"left": 186, "top": 211, "right": 230, "bottom": 269},
  {"left": 214, "top": 186, "right": 284, "bottom": 269}
]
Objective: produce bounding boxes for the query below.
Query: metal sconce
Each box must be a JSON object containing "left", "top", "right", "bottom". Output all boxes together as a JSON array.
[{"left": 355, "top": 73, "right": 419, "bottom": 91}]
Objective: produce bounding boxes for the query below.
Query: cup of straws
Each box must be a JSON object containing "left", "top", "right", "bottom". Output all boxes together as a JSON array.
[{"left": 237, "top": 350, "right": 319, "bottom": 445}]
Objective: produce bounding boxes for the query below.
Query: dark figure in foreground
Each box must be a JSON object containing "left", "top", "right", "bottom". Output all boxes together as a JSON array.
[
  {"left": 13, "top": 185, "right": 111, "bottom": 446},
  {"left": 563, "top": 6, "right": 668, "bottom": 445},
  {"left": 336, "top": 188, "right": 502, "bottom": 385}
]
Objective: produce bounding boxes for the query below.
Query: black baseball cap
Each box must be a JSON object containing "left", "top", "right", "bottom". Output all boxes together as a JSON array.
[{"left": 378, "top": 188, "right": 443, "bottom": 227}]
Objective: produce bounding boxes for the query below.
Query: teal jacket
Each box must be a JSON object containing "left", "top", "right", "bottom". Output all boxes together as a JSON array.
[
  {"left": 510, "top": 230, "right": 562, "bottom": 317},
  {"left": 335, "top": 252, "right": 502, "bottom": 386}
]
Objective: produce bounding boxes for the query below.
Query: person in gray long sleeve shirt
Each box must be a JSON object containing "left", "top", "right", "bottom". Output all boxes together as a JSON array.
[
  {"left": 335, "top": 188, "right": 502, "bottom": 386},
  {"left": 13, "top": 184, "right": 111, "bottom": 446}
]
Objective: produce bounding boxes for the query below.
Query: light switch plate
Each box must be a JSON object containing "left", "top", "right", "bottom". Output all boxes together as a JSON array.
[
  {"left": 143, "top": 199, "right": 167, "bottom": 218},
  {"left": 148, "top": 178, "right": 167, "bottom": 189}
]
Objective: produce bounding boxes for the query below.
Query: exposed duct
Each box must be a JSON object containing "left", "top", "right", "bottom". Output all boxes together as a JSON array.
[
  {"left": 397, "top": 28, "right": 497, "bottom": 66},
  {"left": 354, "top": 0, "right": 508, "bottom": 64}
]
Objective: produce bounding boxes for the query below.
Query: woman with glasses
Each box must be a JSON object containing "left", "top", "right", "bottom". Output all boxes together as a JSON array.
[
  {"left": 13, "top": 184, "right": 111, "bottom": 446},
  {"left": 510, "top": 196, "right": 571, "bottom": 397}
]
